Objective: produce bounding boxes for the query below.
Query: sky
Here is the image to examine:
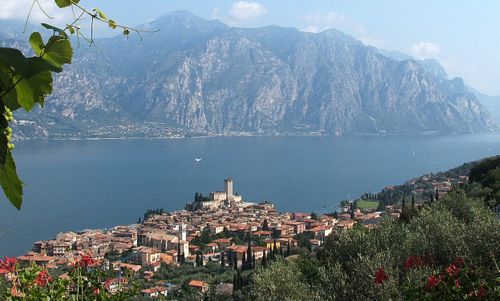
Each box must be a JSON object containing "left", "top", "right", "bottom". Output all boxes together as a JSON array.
[{"left": 1, "top": 0, "right": 499, "bottom": 95}]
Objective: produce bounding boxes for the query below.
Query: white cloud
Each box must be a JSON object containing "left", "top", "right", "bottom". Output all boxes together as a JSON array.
[
  {"left": 228, "top": 1, "right": 267, "bottom": 22},
  {"left": 302, "top": 12, "right": 353, "bottom": 33},
  {"left": 409, "top": 42, "right": 441, "bottom": 59},
  {"left": 301, "top": 11, "right": 386, "bottom": 48},
  {"left": 0, "top": 0, "right": 73, "bottom": 24}
]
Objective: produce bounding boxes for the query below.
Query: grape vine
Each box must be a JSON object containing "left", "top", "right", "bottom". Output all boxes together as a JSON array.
[{"left": 0, "top": 0, "right": 154, "bottom": 209}]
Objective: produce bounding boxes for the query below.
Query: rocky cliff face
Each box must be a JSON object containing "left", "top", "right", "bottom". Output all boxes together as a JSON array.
[{"left": 3, "top": 12, "right": 496, "bottom": 138}]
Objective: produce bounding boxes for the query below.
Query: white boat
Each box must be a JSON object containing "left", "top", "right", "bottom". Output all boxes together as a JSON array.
[{"left": 195, "top": 157, "right": 202, "bottom": 162}]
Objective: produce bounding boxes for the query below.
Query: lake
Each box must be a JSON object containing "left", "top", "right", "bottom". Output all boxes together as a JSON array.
[{"left": 1, "top": 133, "right": 499, "bottom": 256}]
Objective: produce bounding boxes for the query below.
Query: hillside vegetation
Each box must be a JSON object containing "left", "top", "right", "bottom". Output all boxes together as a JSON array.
[{"left": 246, "top": 190, "right": 499, "bottom": 300}]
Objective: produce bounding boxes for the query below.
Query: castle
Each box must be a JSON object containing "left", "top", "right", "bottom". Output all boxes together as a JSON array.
[{"left": 186, "top": 178, "right": 243, "bottom": 211}]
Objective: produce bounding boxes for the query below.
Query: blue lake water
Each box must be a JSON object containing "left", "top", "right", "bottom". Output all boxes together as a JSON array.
[{"left": 0, "top": 133, "right": 499, "bottom": 256}]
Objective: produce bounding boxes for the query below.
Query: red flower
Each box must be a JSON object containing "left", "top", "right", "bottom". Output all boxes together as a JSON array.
[
  {"left": 455, "top": 279, "right": 460, "bottom": 288},
  {"left": 34, "top": 270, "right": 52, "bottom": 287},
  {"left": 374, "top": 267, "right": 389, "bottom": 285},
  {"left": 75, "top": 254, "right": 97, "bottom": 268},
  {"left": 403, "top": 255, "right": 424, "bottom": 271},
  {"left": 445, "top": 263, "right": 460, "bottom": 278},
  {"left": 426, "top": 274, "right": 441, "bottom": 290},
  {"left": 104, "top": 278, "right": 113, "bottom": 289},
  {"left": 477, "top": 285, "right": 487, "bottom": 299},
  {"left": 10, "top": 285, "right": 21, "bottom": 297},
  {"left": 93, "top": 287, "right": 100, "bottom": 295},
  {"left": 0, "top": 256, "right": 17, "bottom": 273}
]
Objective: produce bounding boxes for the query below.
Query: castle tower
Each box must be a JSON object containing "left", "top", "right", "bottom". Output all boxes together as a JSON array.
[{"left": 224, "top": 177, "right": 233, "bottom": 201}]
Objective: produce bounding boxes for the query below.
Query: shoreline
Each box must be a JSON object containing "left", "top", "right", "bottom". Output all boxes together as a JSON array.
[{"left": 15, "top": 129, "right": 499, "bottom": 143}]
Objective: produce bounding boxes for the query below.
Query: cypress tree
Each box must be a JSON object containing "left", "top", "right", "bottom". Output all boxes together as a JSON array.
[
  {"left": 238, "top": 268, "right": 243, "bottom": 290},
  {"left": 435, "top": 189, "right": 439, "bottom": 201},
  {"left": 221, "top": 251, "right": 225, "bottom": 267},
  {"left": 286, "top": 241, "right": 291, "bottom": 257},
  {"left": 177, "top": 243, "right": 182, "bottom": 263},
  {"left": 247, "top": 240, "right": 252, "bottom": 261},
  {"left": 252, "top": 254, "right": 256, "bottom": 269},
  {"left": 262, "top": 251, "right": 267, "bottom": 268},
  {"left": 402, "top": 197, "right": 406, "bottom": 208},
  {"left": 242, "top": 251, "right": 246, "bottom": 269},
  {"left": 262, "top": 219, "right": 269, "bottom": 231},
  {"left": 233, "top": 272, "right": 239, "bottom": 292},
  {"left": 411, "top": 194, "right": 415, "bottom": 207}
]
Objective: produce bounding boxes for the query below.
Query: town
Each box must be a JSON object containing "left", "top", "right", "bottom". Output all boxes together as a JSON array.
[{"left": 1, "top": 176, "right": 455, "bottom": 298}]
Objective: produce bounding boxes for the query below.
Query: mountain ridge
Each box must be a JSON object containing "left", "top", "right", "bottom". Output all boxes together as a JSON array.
[{"left": 2, "top": 11, "right": 496, "bottom": 139}]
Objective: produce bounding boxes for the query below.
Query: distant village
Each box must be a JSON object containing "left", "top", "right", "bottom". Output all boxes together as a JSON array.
[{"left": 1, "top": 174, "right": 464, "bottom": 298}]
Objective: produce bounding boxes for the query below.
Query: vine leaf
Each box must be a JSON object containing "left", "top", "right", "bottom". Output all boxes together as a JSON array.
[
  {"left": 0, "top": 151, "right": 23, "bottom": 210},
  {"left": 14, "top": 71, "right": 53, "bottom": 110},
  {"left": 54, "top": 0, "right": 80, "bottom": 9},
  {"left": 29, "top": 32, "right": 45, "bottom": 56},
  {"left": 42, "top": 35, "right": 73, "bottom": 72}
]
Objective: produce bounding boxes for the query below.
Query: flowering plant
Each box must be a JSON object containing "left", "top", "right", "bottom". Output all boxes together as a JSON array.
[{"left": 0, "top": 255, "right": 138, "bottom": 300}]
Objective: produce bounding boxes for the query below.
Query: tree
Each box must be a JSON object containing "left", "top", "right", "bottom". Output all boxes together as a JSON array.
[
  {"left": 262, "top": 251, "right": 267, "bottom": 268},
  {"left": 0, "top": 0, "right": 150, "bottom": 209},
  {"left": 221, "top": 251, "right": 225, "bottom": 267},
  {"left": 262, "top": 219, "right": 269, "bottom": 231},
  {"left": 250, "top": 260, "right": 318, "bottom": 301}
]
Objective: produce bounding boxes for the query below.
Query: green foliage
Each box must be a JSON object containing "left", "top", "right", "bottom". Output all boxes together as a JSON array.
[
  {"left": 468, "top": 155, "right": 500, "bottom": 207},
  {"left": 0, "top": 17, "right": 73, "bottom": 208},
  {"left": 55, "top": 0, "right": 80, "bottom": 8},
  {"left": 250, "top": 260, "right": 319, "bottom": 301},
  {"left": 0, "top": 151, "right": 23, "bottom": 209},
  {"left": 0, "top": 0, "right": 150, "bottom": 210},
  {"left": 250, "top": 192, "right": 500, "bottom": 300}
]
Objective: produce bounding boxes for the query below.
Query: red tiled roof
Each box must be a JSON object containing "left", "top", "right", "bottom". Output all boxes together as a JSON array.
[{"left": 189, "top": 280, "right": 207, "bottom": 288}]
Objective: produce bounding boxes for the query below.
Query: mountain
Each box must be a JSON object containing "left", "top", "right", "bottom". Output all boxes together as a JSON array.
[
  {"left": 468, "top": 88, "right": 500, "bottom": 124},
  {"left": 3, "top": 11, "right": 496, "bottom": 138}
]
